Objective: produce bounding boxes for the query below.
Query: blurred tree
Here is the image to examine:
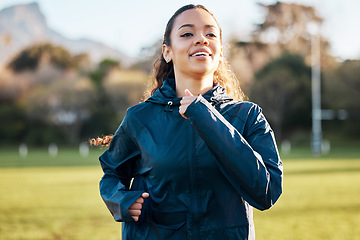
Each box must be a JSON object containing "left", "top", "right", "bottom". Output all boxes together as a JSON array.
[
  {"left": 2, "top": 44, "right": 136, "bottom": 145},
  {"left": 103, "top": 69, "right": 148, "bottom": 112},
  {"left": 84, "top": 57, "right": 150, "bottom": 140},
  {"left": 1, "top": 44, "right": 93, "bottom": 145},
  {"left": 251, "top": 52, "right": 311, "bottom": 142},
  {"left": 83, "top": 56, "right": 149, "bottom": 139},
  {"left": 99, "top": 58, "right": 121, "bottom": 70},
  {"left": 84, "top": 58, "right": 121, "bottom": 138},
  {"left": 323, "top": 60, "right": 360, "bottom": 138},
  {"left": 8, "top": 43, "right": 87, "bottom": 72},
  {"left": 228, "top": 1, "right": 336, "bottom": 91},
  {"left": 0, "top": 66, "right": 21, "bottom": 103},
  {"left": 89, "top": 58, "right": 120, "bottom": 88},
  {"left": 254, "top": 2, "right": 322, "bottom": 54},
  {"left": 0, "top": 103, "right": 25, "bottom": 145},
  {"left": 323, "top": 60, "right": 360, "bottom": 111},
  {"left": 23, "top": 76, "right": 96, "bottom": 144},
  {"left": 72, "top": 53, "right": 91, "bottom": 71}
]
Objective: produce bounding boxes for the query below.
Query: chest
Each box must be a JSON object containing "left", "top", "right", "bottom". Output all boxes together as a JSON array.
[{"left": 132, "top": 107, "right": 245, "bottom": 180}]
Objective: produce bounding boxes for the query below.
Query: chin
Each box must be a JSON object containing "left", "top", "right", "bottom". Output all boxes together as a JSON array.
[{"left": 190, "top": 64, "right": 217, "bottom": 75}]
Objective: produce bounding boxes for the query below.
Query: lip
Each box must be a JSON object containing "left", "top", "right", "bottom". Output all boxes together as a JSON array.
[{"left": 189, "top": 48, "right": 212, "bottom": 57}]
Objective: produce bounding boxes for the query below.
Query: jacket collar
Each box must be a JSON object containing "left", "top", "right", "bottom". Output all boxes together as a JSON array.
[{"left": 146, "top": 78, "right": 233, "bottom": 106}]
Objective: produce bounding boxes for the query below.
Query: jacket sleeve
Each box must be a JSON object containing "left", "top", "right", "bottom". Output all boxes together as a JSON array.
[
  {"left": 98, "top": 113, "right": 144, "bottom": 222},
  {"left": 185, "top": 96, "right": 283, "bottom": 210}
]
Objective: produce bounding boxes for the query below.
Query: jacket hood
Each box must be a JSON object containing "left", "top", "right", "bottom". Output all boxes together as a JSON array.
[{"left": 146, "top": 78, "right": 233, "bottom": 106}]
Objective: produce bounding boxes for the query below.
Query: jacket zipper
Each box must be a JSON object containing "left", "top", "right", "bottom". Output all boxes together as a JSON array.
[{"left": 188, "top": 122, "right": 198, "bottom": 239}]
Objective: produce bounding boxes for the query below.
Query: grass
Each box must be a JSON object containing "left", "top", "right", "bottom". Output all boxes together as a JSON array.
[
  {"left": 0, "top": 146, "right": 359, "bottom": 239},
  {"left": 0, "top": 147, "right": 121, "bottom": 240},
  {"left": 0, "top": 146, "right": 103, "bottom": 168},
  {"left": 254, "top": 158, "right": 360, "bottom": 240},
  {"left": 0, "top": 166, "right": 120, "bottom": 240}
]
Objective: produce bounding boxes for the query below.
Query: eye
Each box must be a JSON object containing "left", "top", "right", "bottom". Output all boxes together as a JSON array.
[
  {"left": 207, "top": 33, "right": 217, "bottom": 38},
  {"left": 180, "top": 32, "right": 193, "bottom": 37}
]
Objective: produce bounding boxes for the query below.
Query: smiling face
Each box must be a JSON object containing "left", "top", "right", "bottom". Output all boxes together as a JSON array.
[{"left": 163, "top": 8, "right": 223, "bottom": 79}]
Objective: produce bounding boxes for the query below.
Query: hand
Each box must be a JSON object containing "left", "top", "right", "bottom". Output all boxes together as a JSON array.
[
  {"left": 129, "top": 192, "right": 149, "bottom": 222},
  {"left": 179, "top": 89, "right": 197, "bottom": 119}
]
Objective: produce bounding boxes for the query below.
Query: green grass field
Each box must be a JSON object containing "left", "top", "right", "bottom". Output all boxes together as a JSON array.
[{"left": 0, "top": 146, "right": 359, "bottom": 240}]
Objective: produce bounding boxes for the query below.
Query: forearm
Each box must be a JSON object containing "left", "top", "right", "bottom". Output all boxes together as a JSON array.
[
  {"left": 185, "top": 96, "right": 283, "bottom": 209},
  {"left": 99, "top": 153, "right": 144, "bottom": 222}
]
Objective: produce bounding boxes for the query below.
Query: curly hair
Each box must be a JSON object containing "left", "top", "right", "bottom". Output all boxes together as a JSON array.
[{"left": 89, "top": 135, "right": 113, "bottom": 146}]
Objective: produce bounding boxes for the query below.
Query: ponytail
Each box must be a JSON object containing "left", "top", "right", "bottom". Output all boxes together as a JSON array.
[{"left": 89, "top": 135, "right": 113, "bottom": 146}]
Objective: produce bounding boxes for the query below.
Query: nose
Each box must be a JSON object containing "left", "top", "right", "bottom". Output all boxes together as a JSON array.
[{"left": 195, "top": 34, "right": 209, "bottom": 45}]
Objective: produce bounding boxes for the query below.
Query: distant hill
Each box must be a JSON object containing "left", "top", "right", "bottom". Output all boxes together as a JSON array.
[{"left": 0, "top": 2, "right": 132, "bottom": 66}]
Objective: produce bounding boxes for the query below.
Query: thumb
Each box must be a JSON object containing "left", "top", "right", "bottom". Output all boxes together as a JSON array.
[
  {"left": 184, "top": 89, "right": 194, "bottom": 96},
  {"left": 142, "top": 192, "right": 150, "bottom": 198}
]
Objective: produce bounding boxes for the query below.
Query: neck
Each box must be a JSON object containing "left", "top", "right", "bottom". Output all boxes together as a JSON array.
[{"left": 175, "top": 72, "right": 214, "bottom": 97}]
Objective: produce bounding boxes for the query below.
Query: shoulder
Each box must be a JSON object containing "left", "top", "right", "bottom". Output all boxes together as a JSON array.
[
  {"left": 223, "top": 101, "right": 262, "bottom": 120},
  {"left": 127, "top": 101, "right": 150, "bottom": 115},
  {"left": 225, "top": 101, "right": 272, "bottom": 138},
  {"left": 116, "top": 102, "right": 154, "bottom": 138},
  {"left": 121, "top": 101, "right": 160, "bottom": 129},
  {"left": 236, "top": 101, "right": 261, "bottom": 111},
  {"left": 126, "top": 101, "right": 158, "bottom": 119}
]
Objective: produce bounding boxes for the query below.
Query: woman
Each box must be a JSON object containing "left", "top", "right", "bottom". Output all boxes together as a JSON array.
[{"left": 94, "top": 4, "right": 283, "bottom": 240}]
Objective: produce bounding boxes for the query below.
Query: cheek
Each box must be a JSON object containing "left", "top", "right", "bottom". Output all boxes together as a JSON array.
[
  {"left": 211, "top": 46, "right": 221, "bottom": 58},
  {"left": 171, "top": 45, "right": 189, "bottom": 62}
]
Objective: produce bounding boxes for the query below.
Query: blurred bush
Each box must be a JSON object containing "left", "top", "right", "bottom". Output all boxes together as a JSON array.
[{"left": 0, "top": 43, "right": 148, "bottom": 146}]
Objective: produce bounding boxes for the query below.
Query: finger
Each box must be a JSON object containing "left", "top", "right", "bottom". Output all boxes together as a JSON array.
[
  {"left": 129, "top": 209, "right": 141, "bottom": 216},
  {"left": 180, "top": 99, "right": 193, "bottom": 105},
  {"left": 129, "top": 203, "right": 143, "bottom": 210},
  {"left": 180, "top": 114, "right": 188, "bottom": 119},
  {"left": 179, "top": 105, "right": 185, "bottom": 114},
  {"left": 132, "top": 216, "right": 139, "bottom": 222},
  {"left": 179, "top": 106, "right": 188, "bottom": 119},
  {"left": 134, "top": 197, "right": 144, "bottom": 203},
  {"left": 142, "top": 192, "right": 150, "bottom": 198},
  {"left": 185, "top": 89, "right": 193, "bottom": 96},
  {"left": 180, "top": 97, "right": 196, "bottom": 105}
]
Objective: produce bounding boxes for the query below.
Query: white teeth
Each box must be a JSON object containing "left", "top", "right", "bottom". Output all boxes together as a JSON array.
[{"left": 192, "top": 52, "right": 209, "bottom": 57}]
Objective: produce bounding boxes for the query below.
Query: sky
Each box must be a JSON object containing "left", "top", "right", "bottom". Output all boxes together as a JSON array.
[{"left": 0, "top": 0, "right": 359, "bottom": 60}]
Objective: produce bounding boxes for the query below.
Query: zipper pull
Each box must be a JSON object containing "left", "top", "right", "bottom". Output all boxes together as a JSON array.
[
  {"left": 164, "top": 101, "right": 173, "bottom": 112},
  {"left": 210, "top": 97, "right": 220, "bottom": 105}
]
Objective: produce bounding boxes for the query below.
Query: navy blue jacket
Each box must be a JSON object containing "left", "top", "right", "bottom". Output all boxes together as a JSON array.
[{"left": 99, "top": 78, "right": 283, "bottom": 239}]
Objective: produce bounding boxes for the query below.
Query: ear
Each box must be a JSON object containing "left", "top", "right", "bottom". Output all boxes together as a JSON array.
[{"left": 162, "top": 44, "right": 172, "bottom": 63}]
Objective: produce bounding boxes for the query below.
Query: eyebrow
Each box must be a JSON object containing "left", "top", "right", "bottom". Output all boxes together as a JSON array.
[{"left": 178, "top": 24, "right": 217, "bottom": 30}]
